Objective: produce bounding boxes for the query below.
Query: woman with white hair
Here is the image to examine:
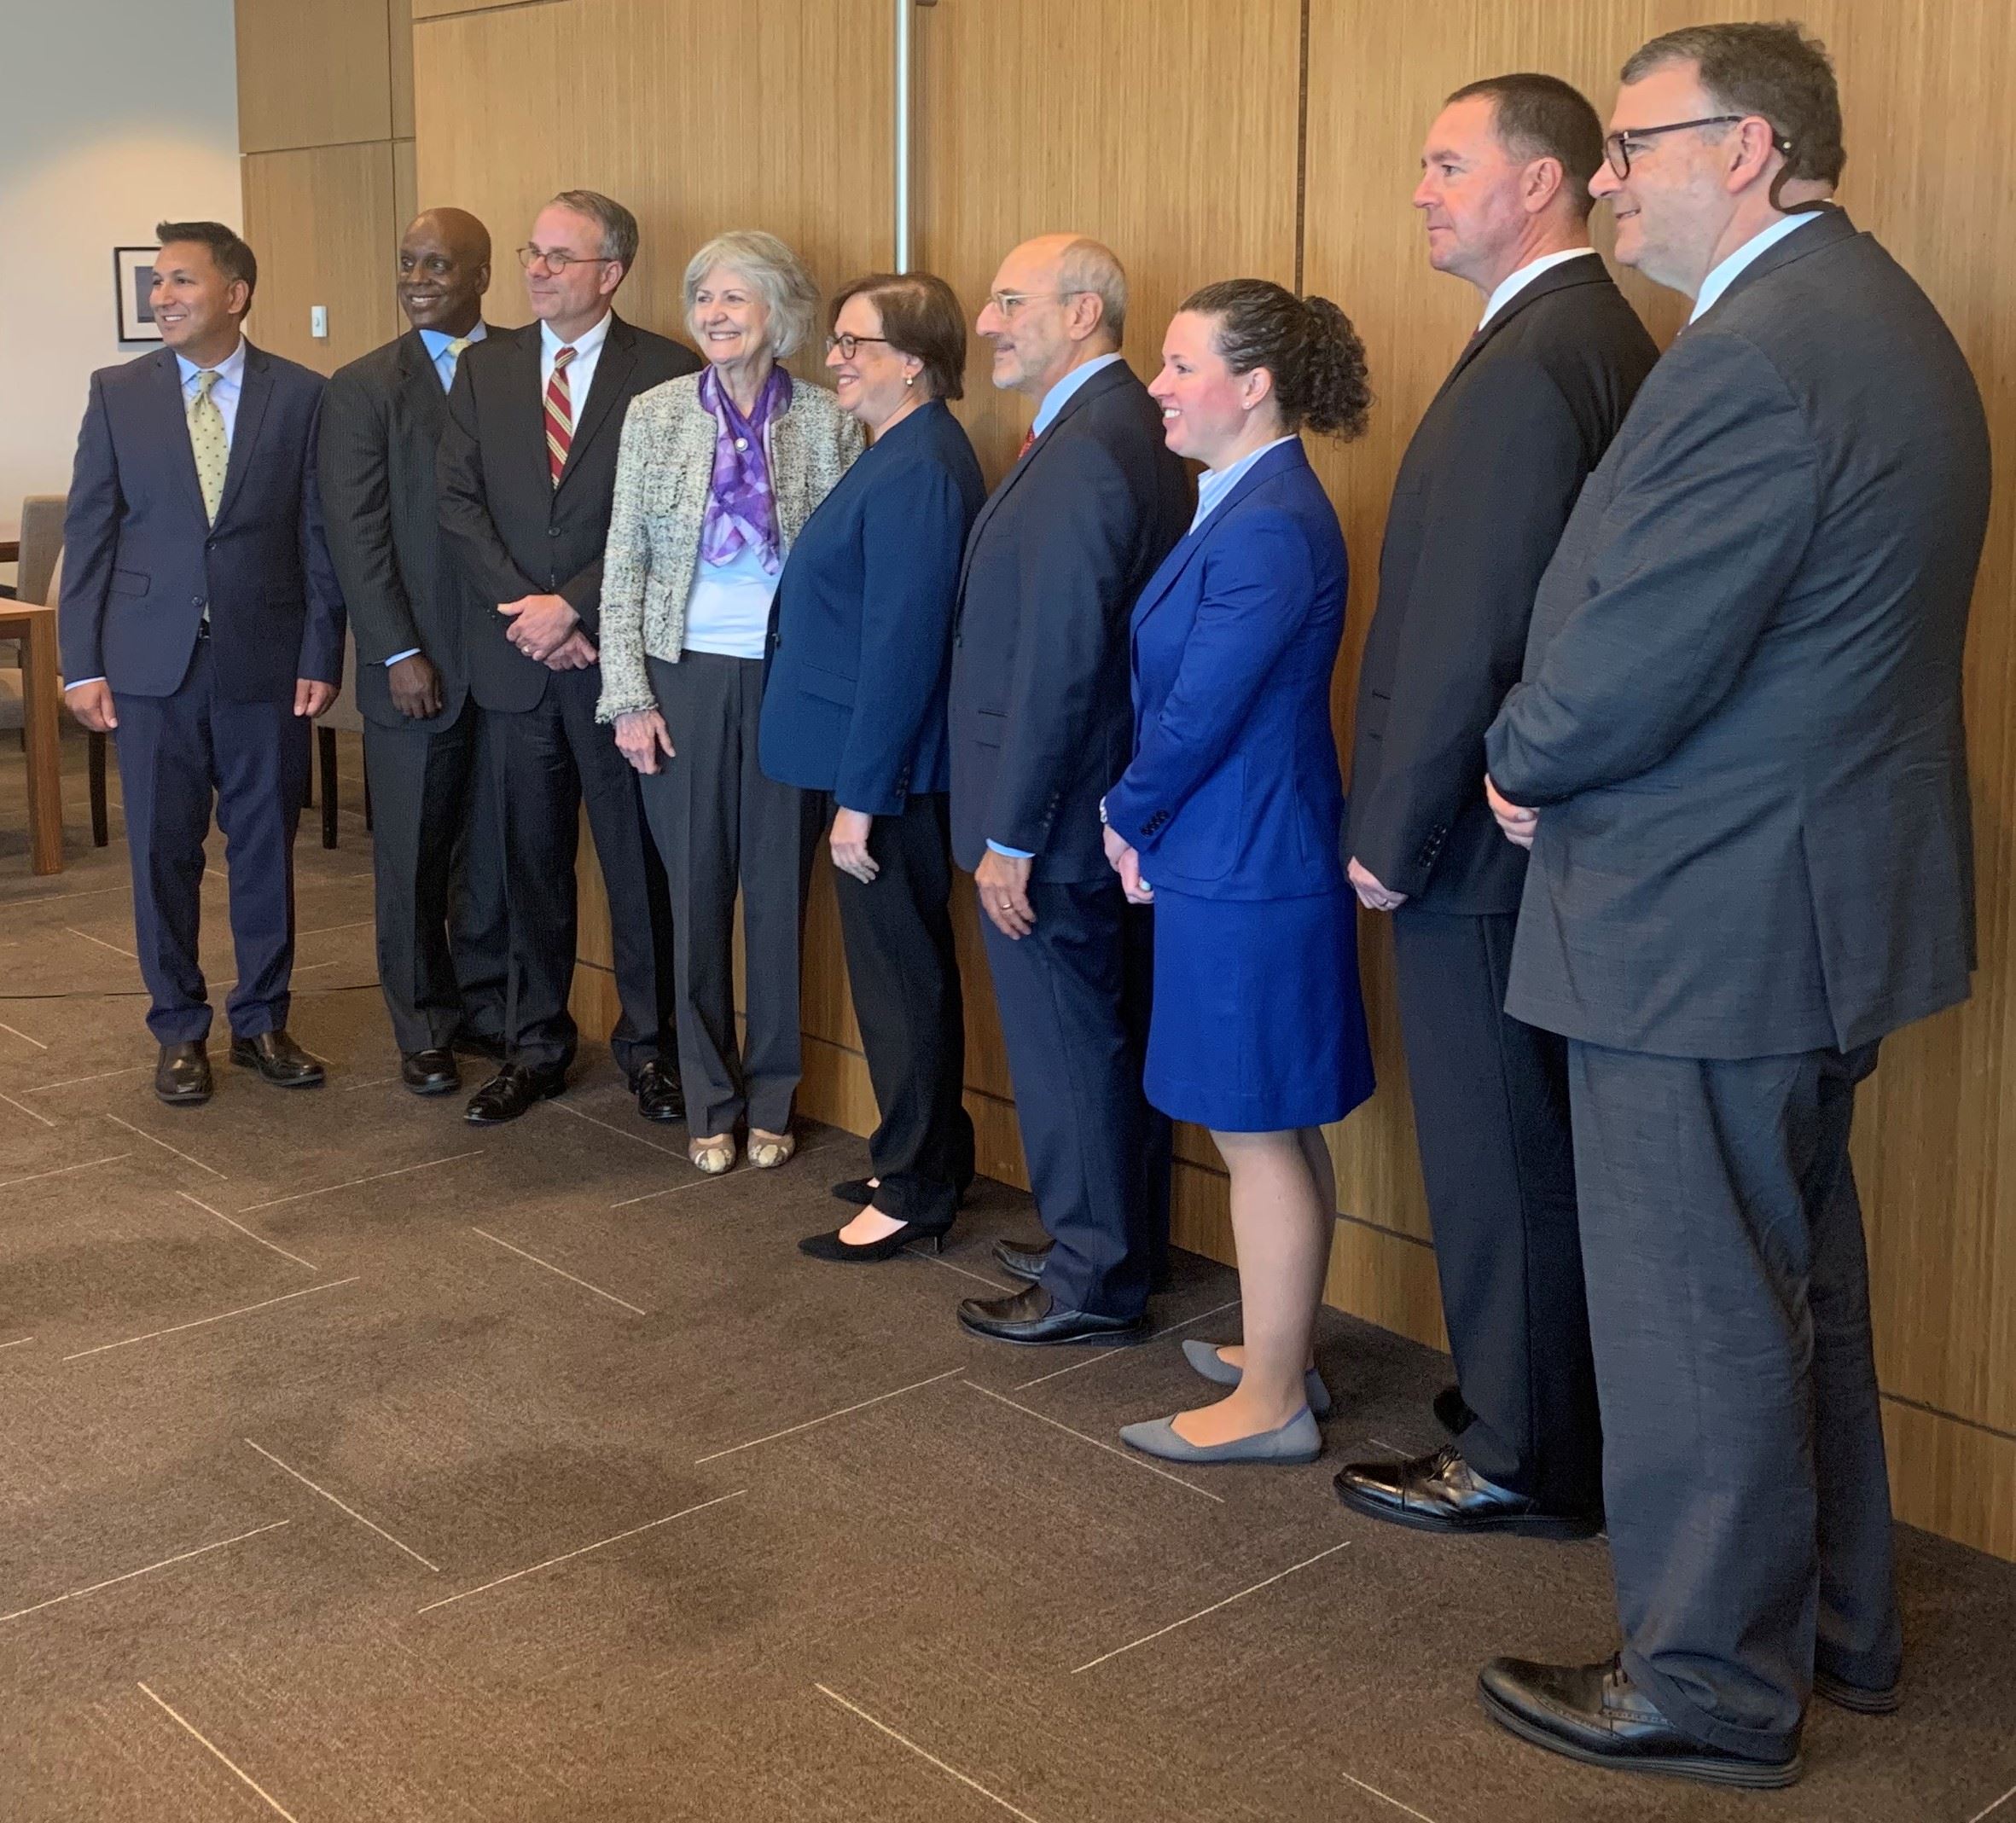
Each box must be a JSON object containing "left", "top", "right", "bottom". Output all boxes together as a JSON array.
[{"left": 598, "top": 229, "right": 863, "bottom": 1175}]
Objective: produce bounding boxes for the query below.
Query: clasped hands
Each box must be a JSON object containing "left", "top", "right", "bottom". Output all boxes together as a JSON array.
[{"left": 499, "top": 594, "right": 596, "bottom": 670}]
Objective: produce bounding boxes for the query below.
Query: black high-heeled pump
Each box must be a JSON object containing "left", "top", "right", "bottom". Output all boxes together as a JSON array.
[{"left": 798, "top": 1219, "right": 952, "bottom": 1263}]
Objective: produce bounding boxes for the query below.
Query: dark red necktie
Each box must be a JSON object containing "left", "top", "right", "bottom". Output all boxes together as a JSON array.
[
  {"left": 545, "top": 345, "right": 576, "bottom": 486},
  {"left": 1018, "top": 425, "right": 1036, "bottom": 459}
]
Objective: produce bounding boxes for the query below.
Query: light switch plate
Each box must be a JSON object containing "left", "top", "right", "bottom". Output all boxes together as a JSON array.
[{"left": 311, "top": 305, "right": 328, "bottom": 339}]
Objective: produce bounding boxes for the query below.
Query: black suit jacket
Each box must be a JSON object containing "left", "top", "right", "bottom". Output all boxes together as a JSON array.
[
  {"left": 947, "top": 360, "right": 1191, "bottom": 882},
  {"left": 320, "top": 328, "right": 484, "bottom": 729},
  {"left": 435, "top": 313, "right": 700, "bottom": 713},
  {"left": 59, "top": 343, "right": 344, "bottom": 702},
  {"left": 1486, "top": 209, "right": 1990, "bottom": 1057},
  {"left": 1346, "top": 257, "right": 1657, "bottom": 912}
]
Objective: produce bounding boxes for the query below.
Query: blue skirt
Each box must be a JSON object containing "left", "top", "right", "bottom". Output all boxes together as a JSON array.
[{"left": 1145, "top": 885, "right": 1374, "bottom": 1132}]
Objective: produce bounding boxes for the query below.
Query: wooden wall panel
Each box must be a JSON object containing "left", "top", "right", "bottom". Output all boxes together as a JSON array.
[
  {"left": 236, "top": 0, "right": 395, "bottom": 154},
  {"left": 241, "top": 143, "right": 400, "bottom": 373}
]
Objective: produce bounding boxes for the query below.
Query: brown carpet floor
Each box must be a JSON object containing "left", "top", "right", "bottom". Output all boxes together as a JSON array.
[{"left": 2, "top": 725, "right": 2013, "bottom": 1823}]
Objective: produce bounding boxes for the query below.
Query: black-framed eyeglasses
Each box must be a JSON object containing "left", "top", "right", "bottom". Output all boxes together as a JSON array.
[
  {"left": 1603, "top": 114, "right": 1788, "bottom": 178},
  {"left": 516, "top": 244, "right": 617, "bottom": 273},
  {"left": 823, "top": 332, "right": 891, "bottom": 360}
]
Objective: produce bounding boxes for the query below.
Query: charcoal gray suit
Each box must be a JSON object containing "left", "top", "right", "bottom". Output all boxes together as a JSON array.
[
  {"left": 1485, "top": 208, "right": 1990, "bottom": 1758},
  {"left": 1346, "top": 255, "right": 1657, "bottom": 1512}
]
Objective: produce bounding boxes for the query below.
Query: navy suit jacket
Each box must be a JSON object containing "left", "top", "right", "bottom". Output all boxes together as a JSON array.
[
  {"left": 947, "top": 360, "right": 1191, "bottom": 881},
  {"left": 1102, "top": 440, "right": 1349, "bottom": 901},
  {"left": 759, "top": 399, "right": 984, "bottom": 814},
  {"left": 59, "top": 342, "right": 344, "bottom": 701}
]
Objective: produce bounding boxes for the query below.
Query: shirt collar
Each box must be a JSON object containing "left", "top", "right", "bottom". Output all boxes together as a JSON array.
[
  {"left": 541, "top": 311, "right": 612, "bottom": 361},
  {"left": 418, "top": 322, "right": 487, "bottom": 357},
  {"left": 1479, "top": 247, "right": 1600, "bottom": 330},
  {"left": 1192, "top": 435, "right": 1297, "bottom": 531},
  {"left": 1031, "top": 351, "right": 1124, "bottom": 438},
  {"left": 1689, "top": 211, "right": 1823, "bottom": 323},
  {"left": 174, "top": 337, "right": 247, "bottom": 389}
]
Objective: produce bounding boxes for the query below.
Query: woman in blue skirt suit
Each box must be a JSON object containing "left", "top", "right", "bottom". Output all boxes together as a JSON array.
[{"left": 1102, "top": 279, "right": 1375, "bottom": 1466}]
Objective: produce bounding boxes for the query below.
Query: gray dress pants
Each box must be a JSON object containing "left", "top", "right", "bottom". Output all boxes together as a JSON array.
[
  {"left": 641, "top": 652, "right": 819, "bottom": 1138},
  {"left": 1567, "top": 1036, "right": 1901, "bottom": 1762}
]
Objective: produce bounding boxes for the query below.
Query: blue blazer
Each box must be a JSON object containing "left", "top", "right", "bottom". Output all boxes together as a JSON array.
[
  {"left": 1102, "top": 439, "right": 1349, "bottom": 900},
  {"left": 58, "top": 343, "right": 345, "bottom": 702},
  {"left": 759, "top": 399, "right": 985, "bottom": 815}
]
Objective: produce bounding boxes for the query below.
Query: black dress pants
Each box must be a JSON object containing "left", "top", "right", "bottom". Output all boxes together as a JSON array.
[
  {"left": 363, "top": 696, "right": 508, "bottom": 1054},
  {"left": 485, "top": 665, "right": 675, "bottom": 1077},
  {"left": 826, "top": 791, "right": 974, "bottom": 1225},
  {"left": 641, "top": 652, "right": 820, "bottom": 1137},
  {"left": 1568, "top": 1037, "right": 1899, "bottom": 1762},
  {"left": 1391, "top": 907, "right": 1600, "bottom": 1511}
]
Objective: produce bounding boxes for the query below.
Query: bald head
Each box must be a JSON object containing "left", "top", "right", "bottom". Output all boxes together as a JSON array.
[
  {"left": 398, "top": 207, "right": 491, "bottom": 335},
  {"left": 979, "top": 232, "right": 1129, "bottom": 398}
]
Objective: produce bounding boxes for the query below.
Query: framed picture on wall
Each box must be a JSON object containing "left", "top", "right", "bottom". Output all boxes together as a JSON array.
[{"left": 114, "top": 246, "right": 161, "bottom": 342}]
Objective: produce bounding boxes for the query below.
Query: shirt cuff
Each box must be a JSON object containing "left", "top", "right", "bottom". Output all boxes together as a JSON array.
[
  {"left": 64, "top": 676, "right": 106, "bottom": 690},
  {"left": 384, "top": 649, "right": 421, "bottom": 666},
  {"left": 985, "top": 839, "right": 1035, "bottom": 860}
]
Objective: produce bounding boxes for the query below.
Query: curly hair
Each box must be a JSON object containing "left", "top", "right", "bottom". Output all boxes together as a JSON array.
[{"left": 1179, "top": 279, "right": 1371, "bottom": 438}]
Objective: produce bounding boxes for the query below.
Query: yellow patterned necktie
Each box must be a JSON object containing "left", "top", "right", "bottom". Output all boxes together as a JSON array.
[
  {"left": 444, "top": 336, "right": 471, "bottom": 379},
  {"left": 188, "top": 369, "right": 229, "bottom": 524}
]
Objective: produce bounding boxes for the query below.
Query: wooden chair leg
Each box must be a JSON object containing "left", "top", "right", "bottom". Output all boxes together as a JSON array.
[
  {"left": 319, "top": 726, "right": 338, "bottom": 849},
  {"left": 89, "top": 730, "right": 108, "bottom": 847}
]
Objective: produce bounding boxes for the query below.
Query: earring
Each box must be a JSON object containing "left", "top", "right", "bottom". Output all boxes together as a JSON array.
[{"left": 904, "top": 373, "right": 915, "bottom": 386}]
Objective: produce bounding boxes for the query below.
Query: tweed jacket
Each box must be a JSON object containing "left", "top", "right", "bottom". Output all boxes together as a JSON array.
[{"left": 596, "top": 371, "right": 863, "bottom": 721}]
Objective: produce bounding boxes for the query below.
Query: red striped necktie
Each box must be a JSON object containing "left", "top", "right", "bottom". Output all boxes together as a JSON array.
[
  {"left": 1018, "top": 425, "right": 1036, "bottom": 459},
  {"left": 545, "top": 345, "right": 577, "bottom": 486}
]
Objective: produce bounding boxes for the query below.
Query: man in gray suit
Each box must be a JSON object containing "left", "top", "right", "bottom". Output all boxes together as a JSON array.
[{"left": 1476, "top": 23, "right": 1990, "bottom": 1790}]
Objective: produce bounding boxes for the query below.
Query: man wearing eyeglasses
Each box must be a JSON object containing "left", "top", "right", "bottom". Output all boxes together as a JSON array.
[
  {"left": 437, "top": 190, "right": 699, "bottom": 1125},
  {"left": 1476, "top": 24, "right": 1990, "bottom": 1788},
  {"left": 948, "top": 234, "right": 1189, "bottom": 1346}
]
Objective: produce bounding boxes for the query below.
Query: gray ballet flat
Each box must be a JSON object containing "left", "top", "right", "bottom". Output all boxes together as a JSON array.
[
  {"left": 1118, "top": 1406, "right": 1324, "bottom": 1465},
  {"left": 1181, "top": 1338, "right": 1333, "bottom": 1419}
]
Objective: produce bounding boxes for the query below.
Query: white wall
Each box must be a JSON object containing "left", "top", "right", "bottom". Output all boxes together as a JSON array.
[{"left": 0, "top": 1, "right": 240, "bottom": 542}]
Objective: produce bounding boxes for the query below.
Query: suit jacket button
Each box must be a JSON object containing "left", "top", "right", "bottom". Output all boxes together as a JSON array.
[
  {"left": 547, "top": 526, "right": 561, "bottom": 538},
  {"left": 192, "top": 596, "right": 204, "bottom": 607}
]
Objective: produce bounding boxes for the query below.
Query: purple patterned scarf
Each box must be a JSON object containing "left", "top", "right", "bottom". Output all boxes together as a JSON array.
[{"left": 697, "top": 363, "right": 793, "bottom": 573}]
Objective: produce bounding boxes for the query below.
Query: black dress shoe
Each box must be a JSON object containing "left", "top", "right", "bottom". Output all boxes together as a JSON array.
[
  {"left": 1333, "top": 1444, "right": 1601, "bottom": 1540},
  {"left": 464, "top": 1062, "right": 567, "bottom": 1124},
  {"left": 799, "top": 1219, "right": 952, "bottom": 1263},
  {"left": 453, "top": 1029, "right": 508, "bottom": 1063},
  {"left": 1433, "top": 1382, "right": 1473, "bottom": 1437},
  {"left": 992, "top": 1235, "right": 1054, "bottom": 1282},
  {"left": 956, "top": 1281, "right": 1147, "bottom": 1347},
  {"left": 1813, "top": 1668, "right": 1901, "bottom": 1714},
  {"left": 1479, "top": 1655, "right": 1802, "bottom": 1789},
  {"left": 154, "top": 1042, "right": 212, "bottom": 1106},
  {"left": 630, "top": 1057, "right": 684, "bottom": 1123},
  {"left": 229, "top": 1029, "right": 325, "bottom": 1088},
  {"left": 400, "top": 1048, "right": 461, "bottom": 1096}
]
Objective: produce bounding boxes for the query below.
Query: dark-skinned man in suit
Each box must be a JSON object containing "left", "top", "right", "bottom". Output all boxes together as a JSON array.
[
  {"left": 948, "top": 234, "right": 1190, "bottom": 1346},
  {"left": 60, "top": 222, "right": 344, "bottom": 1106},
  {"left": 1479, "top": 25, "right": 1990, "bottom": 1787},
  {"left": 437, "top": 189, "right": 698, "bottom": 1127},
  {"left": 320, "top": 208, "right": 509, "bottom": 1098},
  {"left": 1335, "top": 76, "right": 1656, "bottom": 1541}
]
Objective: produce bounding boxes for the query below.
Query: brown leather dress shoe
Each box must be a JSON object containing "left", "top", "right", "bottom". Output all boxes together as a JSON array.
[
  {"left": 229, "top": 1029, "right": 326, "bottom": 1088},
  {"left": 154, "top": 1042, "right": 212, "bottom": 1106}
]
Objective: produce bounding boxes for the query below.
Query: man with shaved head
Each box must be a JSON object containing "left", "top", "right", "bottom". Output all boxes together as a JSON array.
[
  {"left": 949, "top": 233, "right": 1189, "bottom": 1345},
  {"left": 320, "top": 208, "right": 510, "bottom": 1095}
]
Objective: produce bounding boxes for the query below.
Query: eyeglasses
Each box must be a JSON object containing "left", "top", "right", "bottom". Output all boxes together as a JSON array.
[
  {"left": 823, "top": 332, "right": 891, "bottom": 360},
  {"left": 985, "top": 288, "right": 1089, "bottom": 318},
  {"left": 516, "top": 244, "right": 617, "bottom": 273},
  {"left": 1602, "top": 115, "right": 1791, "bottom": 179}
]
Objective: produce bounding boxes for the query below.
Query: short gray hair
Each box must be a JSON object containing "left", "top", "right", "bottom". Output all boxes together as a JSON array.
[
  {"left": 547, "top": 189, "right": 638, "bottom": 270},
  {"left": 1058, "top": 237, "right": 1127, "bottom": 347},
  {"left": 683, "top": 230, "right": 821, "bottom": 361}
]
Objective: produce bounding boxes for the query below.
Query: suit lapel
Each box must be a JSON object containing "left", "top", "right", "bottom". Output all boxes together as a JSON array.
[
  {"left": 559, "top": 314, "right": 635, "bottom": 493},
  {"left": 499, "top": 323, "right": 550, "bottom": 501},
  {"left": 395, "top": 328, "right": 447, "bottom": 438},
  {"left": 149, "top": 349, "right": 211, "bottom": 526},
  {"left": 212, "top": 343, "right": 272, "bottom": 526},
  {"left": 1131, "top": 439, "right": 1305, "bottom": 631},
  {"left": 1434, "top": 255, "right": 1612, "bottom": 400},
  {"left": 1694, "top": 205, "right": 1855, "bottom": 325}
]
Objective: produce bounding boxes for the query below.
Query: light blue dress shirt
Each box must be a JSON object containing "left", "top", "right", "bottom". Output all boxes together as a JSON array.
[
  {"left": 386, "top": 323, "right": 491, "bottom": 665},
  {"left": 987, "top": 352, "right": 1130, "bottom": 862},
  {"left": 1190, "top": 435, "right": 1297, "bottom": 534},
  {"left": 1689, "top": 210, "right": 1823, "bottom": 323}
]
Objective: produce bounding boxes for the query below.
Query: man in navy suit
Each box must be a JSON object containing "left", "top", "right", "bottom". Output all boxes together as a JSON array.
[
  {"left": 60, "top": 221, "right": 345, "bottom": 1106},
  {"left": 948, "top": 234, "right": 1191, "bottom": 1345}
]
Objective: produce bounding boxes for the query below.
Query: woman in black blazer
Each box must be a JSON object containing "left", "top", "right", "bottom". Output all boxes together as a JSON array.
[{"left": 759, "top": 272, "right": 986, "bottom": 1259}]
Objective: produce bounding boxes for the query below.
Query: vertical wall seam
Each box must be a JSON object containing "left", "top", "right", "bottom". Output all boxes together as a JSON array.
[{"left": 1293, "top": 0, "right": 1311, "bottom": 293}]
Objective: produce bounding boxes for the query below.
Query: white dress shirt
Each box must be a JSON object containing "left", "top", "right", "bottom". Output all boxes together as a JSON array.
[
  {"left": 1689, "top": 210, "right": 1824, "bottom": 323},
  {"left": 175, "top": 337, "right": 248, "bottom": 444},
  {"left": 1479, "top": 247, "right": 1601, "bottom": 330},
  {"left": 541, "top": 310, "right": 610, "bottom": 415}
]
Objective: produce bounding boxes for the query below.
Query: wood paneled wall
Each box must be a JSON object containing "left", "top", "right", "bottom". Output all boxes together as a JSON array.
[{"left": 395, "top": 0, "right": 2014, "bottom": 1559}]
